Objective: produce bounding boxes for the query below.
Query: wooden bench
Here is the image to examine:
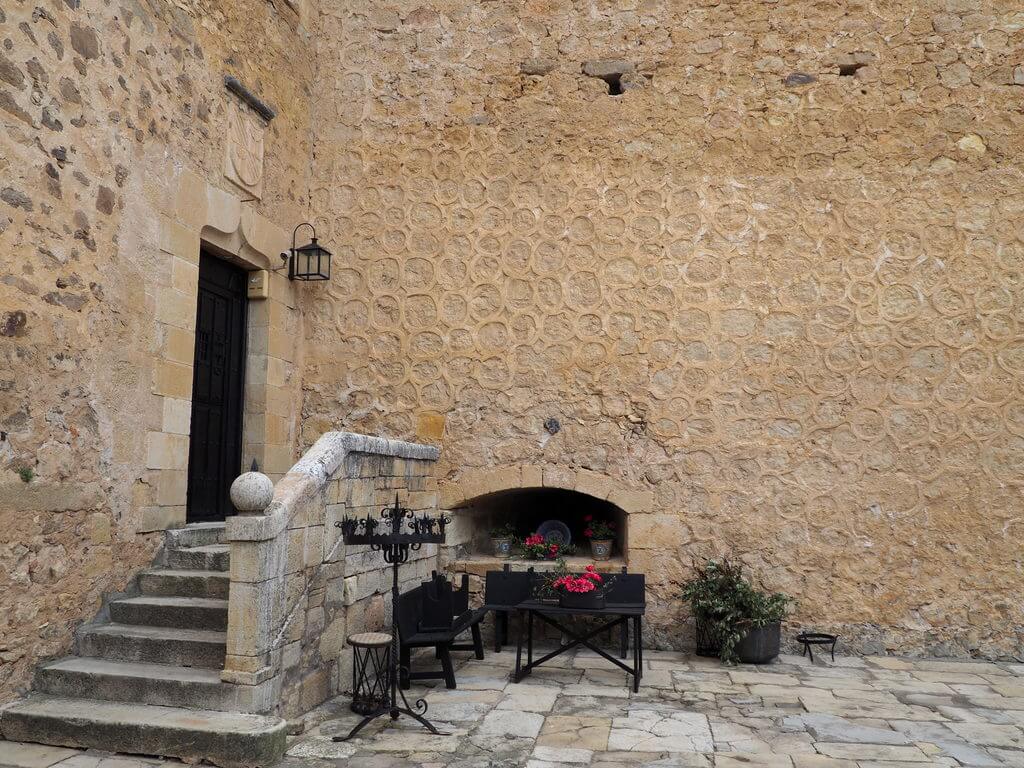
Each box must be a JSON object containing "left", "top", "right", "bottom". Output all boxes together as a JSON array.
[{"left": 396, "top": 573, "right": 485, "bottom": 689}]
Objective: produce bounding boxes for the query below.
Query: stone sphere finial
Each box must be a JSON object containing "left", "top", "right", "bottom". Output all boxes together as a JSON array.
[{"left": 230, "top": 460, "right": 274, "bottom": 514}]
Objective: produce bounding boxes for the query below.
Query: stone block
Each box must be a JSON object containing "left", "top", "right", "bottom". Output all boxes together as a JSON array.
[
  {"left": 154, "top": 358, "right": 194, "bottom": 400},
  {"left": 227, "top": 577, "right": 284, "bottom": 658},
  {"left": 162, "top": 325, "right": 195, "bottom": 365},
  {"left": 160, "top": 215, "right": 199, "bottom": 262},
  {"left": 319, "top": 615, "right": 347, "bottom": 660},
  {"left": 438, "top": 481, "right": 463, "bottom": 509},
  {"left": 521, "top": 465, "right": 543, "bottom": 487},
  {"left": 162, "top": 397, "right": 192, "bottom": 435},
  {"left": 156, "top": 286, "right": 197, "bottom": 331},
  {"left": 582, "top": 59, "right": 634, "bottom": 77},
  {"left": 342, "top": 575, "right": 358, "bottom": 606},
  {"left": 171, "top": 256, "right": 199, "bottom": 294},
  {"left": 146, "top": 431, "right": 189, "bottom": 470},
  {"left": 174, "top": 168, "right": 208, "bottom": 230},
  {"left": 156, "top": 469, "right": 188, "bottom": 506},
  {"left": 608, "top": 487, "right": 654, "bottom": 514},
  {"left": 543, "top": 465, "right": 577, "bottom": 490},
  {"left": 407, "top": 490, "right": 437, "bottom": 511},
  {"left": 304, "top": 525, "right": 324, "bottom": 567},
  {"left": 206, "top": 182, "right": 242, "bottom": 234},
  {"left": 230, "top": 536, "right": 287, "bottom": 583},
  {"left": 575, "top": 469, "right": 615, "bottom": 500}
]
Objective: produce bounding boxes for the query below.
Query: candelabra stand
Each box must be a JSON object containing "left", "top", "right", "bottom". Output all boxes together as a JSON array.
[{"left": 332, "top": 496, "right": 450, "bottom": 742}]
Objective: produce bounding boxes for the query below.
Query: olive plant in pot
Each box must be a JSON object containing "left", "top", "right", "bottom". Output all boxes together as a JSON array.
[
  {"left": 682, "top": 557, "right": 792, "bottom": 664},
  {"left": 489, "top": 523, "right": 516, "bottom": 559}
]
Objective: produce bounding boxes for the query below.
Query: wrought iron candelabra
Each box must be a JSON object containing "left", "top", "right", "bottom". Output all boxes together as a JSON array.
[{"left": 332, "top": 495, "right": 450, "bottom": 742}]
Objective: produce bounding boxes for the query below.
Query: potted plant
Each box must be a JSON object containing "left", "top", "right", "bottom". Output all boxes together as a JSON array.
[
  {"left": 582, "top": 515, "right": 616, "bottom": 561},
  {"left": 490, "top": 523, "right": 516, "bottom": 559},
  {"left": 682, "top": 557, "right": 792, "bottom": 664},
  {"left": 522, "top": 532, "right": 561, "bottom": 560},
  {"left": 552, "top": 565, "right": 609, "bottom": 609}
]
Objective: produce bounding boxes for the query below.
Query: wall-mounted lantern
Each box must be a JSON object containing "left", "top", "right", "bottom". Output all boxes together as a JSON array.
[{"left": 281, "top": 223, "right": 331, "bottom": 281}]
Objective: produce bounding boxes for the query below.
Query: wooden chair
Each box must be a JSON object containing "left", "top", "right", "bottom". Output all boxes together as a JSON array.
[
  {"left": 396, "top": 575, "right": 485, "bottom": 690},
  {"left": 482, "top": 565, "right": 534, "bottom": 652}
]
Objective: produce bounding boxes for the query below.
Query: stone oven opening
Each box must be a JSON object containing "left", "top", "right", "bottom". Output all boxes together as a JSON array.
[{"left": 455, "top": 487, "right": 628, "bottom": 564}]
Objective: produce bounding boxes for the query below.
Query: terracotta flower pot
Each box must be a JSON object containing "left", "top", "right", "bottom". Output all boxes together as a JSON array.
[
  {"left": 492, "top": 537, "right": 513, "bottom": 559},
  {"left": 590, "top": 539, "right": 613, "bottom": 560}
]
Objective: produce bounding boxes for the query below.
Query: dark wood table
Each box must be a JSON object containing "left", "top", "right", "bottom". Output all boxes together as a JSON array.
[{"left": 512, "top": 599, "right": 646, "bottom": 692}]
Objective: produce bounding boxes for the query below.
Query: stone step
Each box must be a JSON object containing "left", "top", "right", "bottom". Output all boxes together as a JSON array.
[
  {"left": 109, "top": 596, "right": 228, "bottom": 631},
  {"left": 34, "top": 657, "right": 244, "bottom": 711},
  {"left": 77, "top": 623, "right": 226, "bottom": 669},
  {"left": 166, "top": 543, "right": 230, "bottom": 572},
  {"left": 0, "top": 695, "right": 286, "bottom": 768},
  {"left": 164, "top": 522, "right": 226, "bottom": 550},
  {"left": 139, "top": 568, "right": 230, "bottom": 599}
]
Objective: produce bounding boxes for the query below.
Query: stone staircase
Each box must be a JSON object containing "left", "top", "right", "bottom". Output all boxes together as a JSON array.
[{"left": 0, "top": 523, "right": 286, "bottom": 767}]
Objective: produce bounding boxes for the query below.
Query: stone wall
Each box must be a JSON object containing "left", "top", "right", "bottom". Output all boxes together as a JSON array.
[
  {"left": 0, "top": 0, "right": 319, "bottom": 703},
  {"left": 224, "top": 432, "right": 439, "bottom": 720},
  {"left": 301, "top": 2, "right": 1024, "bottom": 657}
]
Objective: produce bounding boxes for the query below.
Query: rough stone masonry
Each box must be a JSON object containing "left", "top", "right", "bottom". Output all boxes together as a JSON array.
[{"left": 1, "top": 0, "right": 1023, "bottom": 705}]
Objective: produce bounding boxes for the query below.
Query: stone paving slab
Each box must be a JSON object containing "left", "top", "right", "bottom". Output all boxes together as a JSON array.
[{"left": 3, "top": 651, "right": 1024, "bottom": 766}]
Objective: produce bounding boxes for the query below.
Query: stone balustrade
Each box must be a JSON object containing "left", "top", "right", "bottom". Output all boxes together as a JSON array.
[{"left": 221, "top": 432, "right": 440, "bottom": 718}]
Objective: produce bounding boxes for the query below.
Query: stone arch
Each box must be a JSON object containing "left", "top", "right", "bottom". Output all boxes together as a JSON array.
[
  {"left": 439, "top": 463, "right": 653, "bottom": 516},
  {"left": 438, "top": 464, "right": 655, "bottom": 563}
]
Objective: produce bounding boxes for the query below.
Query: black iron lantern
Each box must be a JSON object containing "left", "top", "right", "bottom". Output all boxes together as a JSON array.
[{"left": 282, "top": 223, "right": 331, "bottom": 281}]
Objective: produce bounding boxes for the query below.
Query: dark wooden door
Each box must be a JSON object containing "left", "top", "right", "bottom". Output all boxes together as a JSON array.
[{"left": 187, "top": 252, "right": 248, "bottom": 522}]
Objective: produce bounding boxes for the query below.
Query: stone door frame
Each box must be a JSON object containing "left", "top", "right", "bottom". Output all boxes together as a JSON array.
[{"left": 140, "top": 171, "right": 299, "bottom": 533}]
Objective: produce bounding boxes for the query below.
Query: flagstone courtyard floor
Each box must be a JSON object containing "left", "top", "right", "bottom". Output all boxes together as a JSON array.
[{"left": 2, "top": 648, "right": 1023, "bottom": 767}]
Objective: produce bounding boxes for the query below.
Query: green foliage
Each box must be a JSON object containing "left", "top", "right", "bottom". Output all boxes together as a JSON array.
[
  {"left": 489, "top": 522, "right": 516, "bottom": 539},
  {"left": 682, "top": 556, "right": 792, "bottom": 664},
  {"left": 533, "top": 557, "right": 570, "bottom": 600},
  {"left": 18, "top": 466, "right": 34, "bottom": 483}
]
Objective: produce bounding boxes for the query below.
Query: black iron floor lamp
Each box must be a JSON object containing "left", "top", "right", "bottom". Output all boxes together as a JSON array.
[{"left": 332, "top": 497, "right": 450, "bottom": 742}]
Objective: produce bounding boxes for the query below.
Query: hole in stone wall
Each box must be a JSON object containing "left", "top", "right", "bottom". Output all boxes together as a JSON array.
[
  {"left": 603, "top": 73, "right": 624, "bottom": 96},
  {"left": 839, "top": 62, "right": 866, "bottom": 76},
  {"left": 456, "top": 487, "right": 628, "bottom": 561}
]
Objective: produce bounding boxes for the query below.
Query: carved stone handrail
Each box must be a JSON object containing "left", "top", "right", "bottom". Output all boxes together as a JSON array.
[{"left": 220, "top": 432, "right": 439, "bottom": 701}]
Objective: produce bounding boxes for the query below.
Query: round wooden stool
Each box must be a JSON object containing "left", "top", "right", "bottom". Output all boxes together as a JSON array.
[{"left": 347, "top": 632, "right": 392, "bottom": 714}]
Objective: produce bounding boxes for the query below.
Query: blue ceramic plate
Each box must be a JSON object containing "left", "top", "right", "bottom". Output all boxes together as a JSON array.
[{"left": 537, "top": 519, "right": 571, "bottom": 547}]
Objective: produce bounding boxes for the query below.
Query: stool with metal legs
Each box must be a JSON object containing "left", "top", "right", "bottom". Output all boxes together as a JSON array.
[{"left": 347, "top": 632, "right": 391, "bottom": 715}]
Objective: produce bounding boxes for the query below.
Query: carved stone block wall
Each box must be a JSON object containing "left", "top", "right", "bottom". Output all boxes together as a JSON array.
[{"left": 301, "top": 3, "right": 1024, "bottom": 657}]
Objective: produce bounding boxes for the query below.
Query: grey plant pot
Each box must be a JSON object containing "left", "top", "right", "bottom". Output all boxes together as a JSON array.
[{"left": 736, "top": 621, "right": 781, "bottom": 664}]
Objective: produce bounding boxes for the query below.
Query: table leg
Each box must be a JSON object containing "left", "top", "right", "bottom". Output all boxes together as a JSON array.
[
  {"left": 636, "top": 616, "right": 643, "bottom": 680},
  {"left": 527, "top": 610, "right": 534, "bottom": 665},
  {"left": 632, "top": 617, "right": 640, "bottom": 692},
  {"left": 514, "top": 610, "right": 524, "bottom": 682},
  {"left": 620, "top": 620, "right": 628, "bottom": 659}
]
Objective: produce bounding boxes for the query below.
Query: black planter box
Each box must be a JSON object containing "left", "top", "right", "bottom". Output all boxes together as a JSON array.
[
  {"left": 559, "top": 592, "right": 606, "bottom": 610},
  {"left": 735, "top": 622, "right": 781, "bottom": 664}
]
